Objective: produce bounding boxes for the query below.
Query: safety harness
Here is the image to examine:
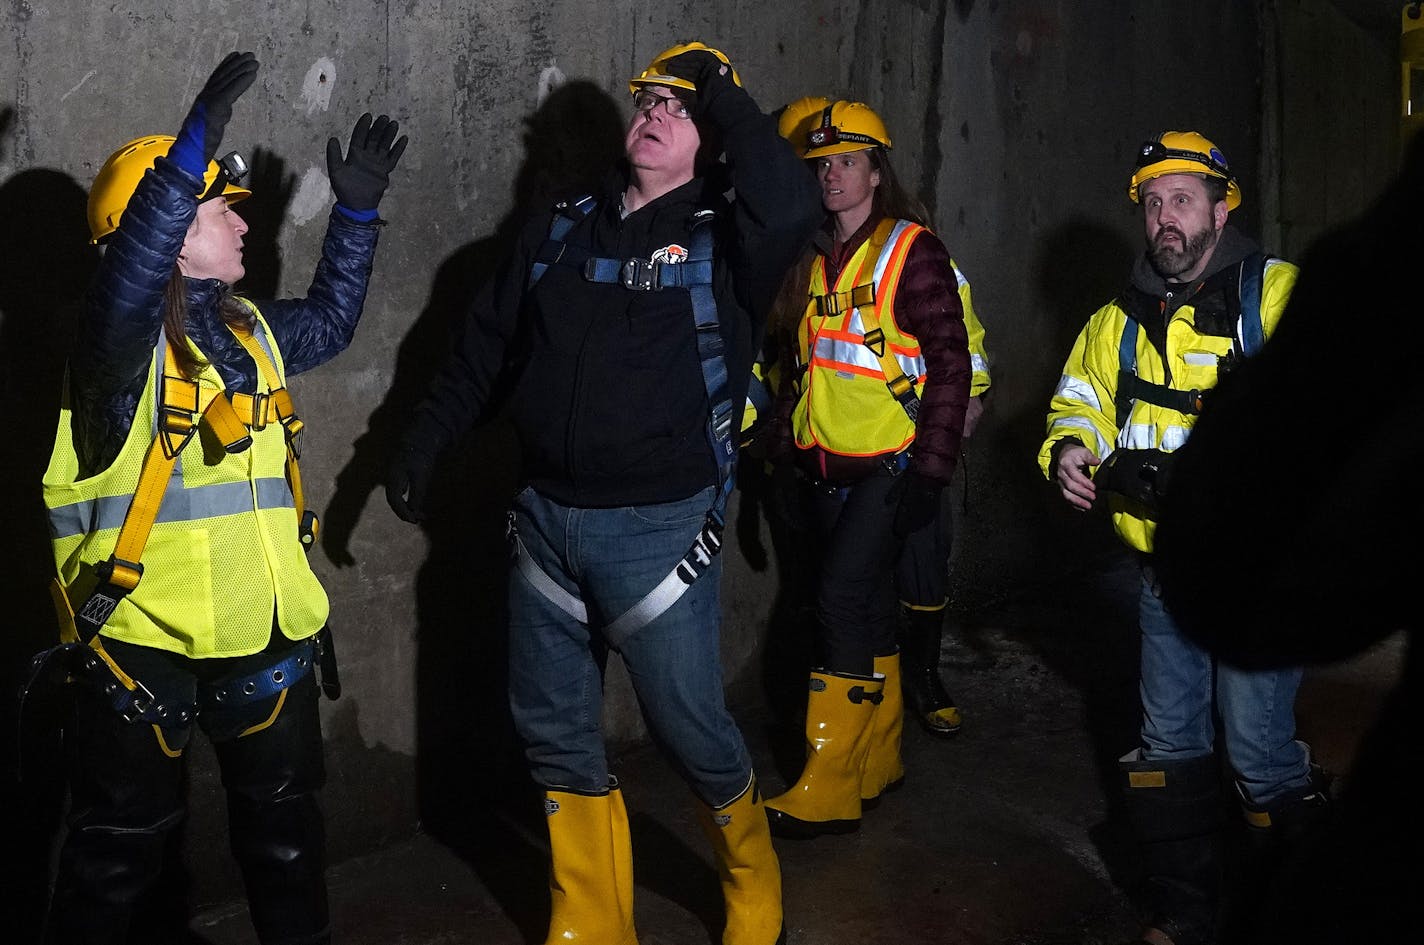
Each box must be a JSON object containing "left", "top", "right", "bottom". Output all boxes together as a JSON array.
[
  {"left": 1114, "top": 253, "right": 1266, "bottom": 428},
  {"left": 514, "top": 196, "right": 736, "bottom": 640},
  {"left": 807, "top": 218, "right": 923, "bottom": 423},
  {"left": 28, "top": 310, "right": 336, "bottom": 735}
]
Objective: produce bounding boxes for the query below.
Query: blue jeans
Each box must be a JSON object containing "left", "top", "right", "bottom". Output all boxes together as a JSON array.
[
  {"left": 506, "top": 486, "right": 752, "bottom": 806},
  {"left": 1138, "top": 566, "right": 1311, "bottom": 806}
]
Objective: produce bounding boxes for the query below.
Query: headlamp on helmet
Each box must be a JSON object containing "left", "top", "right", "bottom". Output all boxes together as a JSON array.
[
  {"left": 1129, "top": 130, "right": 1241, "bottom": 211},
  {"left": 87, "top": 135, "right": 252, "bottom": 244},
  {"left": 801, "top": 101, "right": 892, "bottom": 160}
]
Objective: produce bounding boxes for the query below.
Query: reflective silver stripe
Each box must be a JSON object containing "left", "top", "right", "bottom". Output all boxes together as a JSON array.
[
  {"left": 971, "top": 353, "right": 989, "bottom": 375},
  {"left": 512, "top": 534, "right": 588, "bottom": 624},
  {"left": 47, "top": 476, "right": 293, "bottom": 541},
  {"left": 871, "top": 220, "right": 914, "bottom": 286},
  {"left": 1119, "top": 424, "right": 1158, "bottom": 449},
  {"left": 1160, "top": 426, "right": 1190, "bottom": 452},
  {"left": 1051, "top": 417, "right": 1111, "bottom": 458},
  {"left": 255, "top": 476, "right": 294, "bottom": 509},
  {"left": 1054, "top": 374, "right": 1102, "bottom": 412},
  {"left": 1182, "top": 352, "right": 1216, "bottom": 366},
  {"left": 811, "top": 336, "right": 925, "bottom": 378},
  {"left": 951, "top": 261, "right": 969, "bottom": 289},
  {"left": 1118, "top": 423, "right": 1191, "bottom": 452}
]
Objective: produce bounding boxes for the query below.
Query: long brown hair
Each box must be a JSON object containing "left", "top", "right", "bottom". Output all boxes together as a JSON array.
[
  {"left": 161, "top": 267, "right": 256, "bottom": 379},
  {"left": 868, "top": 148, "right": 932, "bottom": 229}
]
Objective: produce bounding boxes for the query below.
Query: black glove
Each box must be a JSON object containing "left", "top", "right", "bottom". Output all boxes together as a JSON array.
[
  {"left": 768, "top": 462, "right": 808, "bottom": 533},
  {"left": 326, "top": 113, "right": 408, "bottom": 212},
  {"left": 1097, "top": 448, "right": 1175, "bottom": 510},
  {"left": 170, "top": 51, "right": 260, "bottom": 177},
  {"left": 891, "top": 470, "right": 943, "bottom": 539},
  {"left": 385, "top": 444, "right": 436, "bottom": 524},
  {"left": 661, "top": 49, "right": 737, "bottom": 119}
]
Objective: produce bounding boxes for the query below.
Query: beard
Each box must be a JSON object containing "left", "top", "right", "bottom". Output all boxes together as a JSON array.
[{"left": 1148, "top": 221, "right": 1218, "bottom": 279}]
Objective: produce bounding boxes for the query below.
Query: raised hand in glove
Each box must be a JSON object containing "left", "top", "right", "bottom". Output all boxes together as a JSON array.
[
  {"left": 660, "top": 47, "right": 738, "bottom": 118},
  {"left": 170, "top": 51, "right": 260, "bottom": 177},
  {"left": 326, "top": 113, "right": 408, "bottom": 216},
  {"left": 891, "top": 470, "right": 943, "bottom": 539},
  {"left": 385, "top": 444, "right": 436, "bottom": 524}
]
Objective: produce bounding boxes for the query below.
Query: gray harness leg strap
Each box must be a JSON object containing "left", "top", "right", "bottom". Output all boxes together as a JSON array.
[
  {"left": 508, "top": 512, "right": 723, "bottom": 644},
  {"left": 511, "top": 529, "right": 590, "bottom": 625}
]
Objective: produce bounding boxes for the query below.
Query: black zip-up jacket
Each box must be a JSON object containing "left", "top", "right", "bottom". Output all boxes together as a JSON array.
[{"left": 406, "top": 84, "right": 821, "bottom": 507}]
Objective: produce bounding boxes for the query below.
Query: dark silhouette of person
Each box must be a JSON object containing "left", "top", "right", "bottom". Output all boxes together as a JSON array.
[{"left": 1154, "top": 135, "right": 1424, "bottom": 944}]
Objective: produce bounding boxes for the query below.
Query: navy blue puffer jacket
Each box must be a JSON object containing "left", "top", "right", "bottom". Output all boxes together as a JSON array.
[{"left": 71, "top": 155, "right": 381, "bottom": 476}]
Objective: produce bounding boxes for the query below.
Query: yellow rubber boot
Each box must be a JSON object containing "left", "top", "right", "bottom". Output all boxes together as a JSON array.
[
  {"left": 861, "top": 652, "right": 906, "bottom": 805},
  {"left": 543, "top": 785, "right": 638, "bottom": 944},
  {"left": 696, "top": 776, "right": 786, "bottom": 945},
  {"left": 764, "top": 670, "right": 884, "bottom": 838}
]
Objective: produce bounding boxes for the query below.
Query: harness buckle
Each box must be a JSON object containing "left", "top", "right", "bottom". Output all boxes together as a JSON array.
[
  {"left": 885, "top": 374, "right": 917, "bottom": 401},
  {"left": 863, "top": 327, "right": 887, "bottom": 357},
  {"left": 620, "top": 257, "right": 658, "bottom": 291},
  {"left": 249, "top": 391, "right": 269, "bottom": 431},
  {"left": 118, "top": 677, "right": 157, "bottom": 724}
]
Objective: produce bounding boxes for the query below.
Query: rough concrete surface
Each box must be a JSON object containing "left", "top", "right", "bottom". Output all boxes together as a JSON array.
[{"left": 0, "top": 0, "right": 1404, "bottom": 936}]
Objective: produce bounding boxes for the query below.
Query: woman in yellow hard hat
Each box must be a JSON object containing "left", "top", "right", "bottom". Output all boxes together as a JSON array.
[
  {"left": 39, "top": 51, "right": 405, "bottom": 944},
  {"left": 759, "top": 100, "right": 974, "bottom": 838}
]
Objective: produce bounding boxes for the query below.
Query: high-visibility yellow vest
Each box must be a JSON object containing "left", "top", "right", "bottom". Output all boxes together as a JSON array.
[
  {"left": 793, "top": 218, "right": 926, "bottom": 458},
  {"left": 43, "top": 308, "right": 329, "bottom": 658}
]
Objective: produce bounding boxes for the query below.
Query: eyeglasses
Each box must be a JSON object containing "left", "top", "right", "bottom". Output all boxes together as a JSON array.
[
  {"left": 1135, "top": 139, "right": 1233, "bottom": 180},
  {"left": 632, "top": 89, "right": 692, "bottom": 120}
]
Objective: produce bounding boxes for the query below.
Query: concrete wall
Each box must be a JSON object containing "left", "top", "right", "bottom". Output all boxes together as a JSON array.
[{"left": 0, "top": 0, "right": 1398, "bottom": 924}]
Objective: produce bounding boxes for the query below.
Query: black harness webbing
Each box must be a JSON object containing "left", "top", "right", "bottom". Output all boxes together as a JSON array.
[
  {"left": 516, "top": 197, "right": 736, "bottom": 640},
  {"left": 1114, "top": 253, "right": 1267, "bottom": 429}
]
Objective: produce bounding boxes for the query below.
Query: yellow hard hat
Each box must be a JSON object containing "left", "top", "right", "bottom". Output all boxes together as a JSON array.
[
  {"left": 628, "top": 41, "right": 742, "bottom": 96},
  {"left": 777, "top": 96, "right": 831, "bottom": 157},
  {"left": 87, "top": 135, "right": 251, "bottom": 244},
  {"left": 801, "top": 101, "right": 892, "bottom": 160},
  {"left": 1129, "top": 131, "right": 1241, "bottom": 211}
]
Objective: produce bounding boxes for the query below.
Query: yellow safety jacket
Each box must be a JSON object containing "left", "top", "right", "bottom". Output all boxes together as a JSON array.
[
  {"left": 957, "top": 263, "right": 992, "bottom": 397},
  {"left": 1037, "top": 257, "right": 1297, "bottom": 553},
  {"left": 43, "top": 307, "right": 329, "bottom": 658},
  {"left": 792, "top": 218, "right": 930, "bottom": 458}
]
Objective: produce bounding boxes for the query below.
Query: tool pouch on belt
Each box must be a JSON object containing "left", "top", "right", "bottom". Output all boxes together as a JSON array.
[{"left": 1098, "top": 448, "right": 1175, "bottom": 511}]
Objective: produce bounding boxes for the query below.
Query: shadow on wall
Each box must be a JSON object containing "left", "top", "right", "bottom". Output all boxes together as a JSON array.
[
  {"left": 970, "top": 214, "right": 1148, "bottom": 891},
  {"left": 0, "top": 102, "right": 102, "bottom": 942},
  {"left": 320, "top": 79, "right": 626, "bottom": 936},
  {"left": 233, "top": 146, "right": 298, "bottom": 300}
]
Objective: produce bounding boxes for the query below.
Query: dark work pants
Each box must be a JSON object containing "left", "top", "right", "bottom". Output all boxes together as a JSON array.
[
  {"left": 48, "top": 638, "right": 329, "bottom": 945},
  {"left": 808, "top": 467, "right": 902, "bottom": 676}
]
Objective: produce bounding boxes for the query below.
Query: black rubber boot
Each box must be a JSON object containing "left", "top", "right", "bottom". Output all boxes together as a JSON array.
[
  {"left": 1225, "top": 766, "right": 1332, "bottom": 942},
  {"left": 898, "top": 607, "right": 962, "bottom": 736},
  {"left": 214, "top": 675, "right": 331, "bottom": 945},
  {"left": 1120, "top": 751, "right": 1222, "bottom": 945},
  {"left": 46, "top": 686, "right": 189, "bottom": 945}
]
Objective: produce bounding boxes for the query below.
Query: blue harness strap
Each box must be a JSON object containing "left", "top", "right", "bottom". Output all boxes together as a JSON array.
[
  {"left": 528, "top": 194, "right": 598, "bottom": 288},
  {"left": 514, "top": 199, "right": 737, "bottom": 640},
  {"left": 1238, "top": 252, "right": 1265, "bottom": 356},
  {"left": 1115, "top": 253, "right": 1268, "bottom": 428}
]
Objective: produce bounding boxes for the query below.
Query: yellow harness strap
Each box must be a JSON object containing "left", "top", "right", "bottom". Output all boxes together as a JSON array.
[
  {"left": 228, "top": 325, "right": 308, "bottom": 522},
  {"left": 809, "top": 218, "right": 897, "bottom": 319}
]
